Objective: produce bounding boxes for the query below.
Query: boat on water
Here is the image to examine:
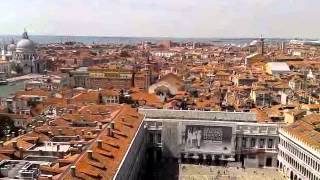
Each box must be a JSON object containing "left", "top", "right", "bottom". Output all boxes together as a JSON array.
[{"left": 0, "top": 80, "right": 9, "bottom": 85}]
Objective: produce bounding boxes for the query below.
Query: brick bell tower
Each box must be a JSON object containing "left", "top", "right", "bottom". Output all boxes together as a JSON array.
[
  {"left": 144, "top": 51, "right": 151, "bottom": 91},
  {"left": 258, "top": 35, "right": 265, "bottom": 55}
]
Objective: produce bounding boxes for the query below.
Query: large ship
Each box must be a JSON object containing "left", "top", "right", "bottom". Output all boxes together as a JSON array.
[{"left": 289, "top": 39, "right": 320, "bottom": 46}]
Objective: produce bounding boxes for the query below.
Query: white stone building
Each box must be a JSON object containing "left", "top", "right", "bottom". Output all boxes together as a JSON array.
[
  {"left": 1, "top": 31, "right": 46, "bottom": 76},
  {"left": 140, "top": 109, "right": 281, "bottom": 168},
  {"left": 278, "top": 114, "right": 320, "bottom": 180}
]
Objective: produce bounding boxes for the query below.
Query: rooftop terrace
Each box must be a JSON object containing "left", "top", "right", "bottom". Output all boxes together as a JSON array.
[{"left": 140, "top": 109, "right": 257, "bottom": 122}]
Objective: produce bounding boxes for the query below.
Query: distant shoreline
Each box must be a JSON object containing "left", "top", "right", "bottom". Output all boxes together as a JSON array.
[{"left": 0, "top": 35, "right": 295, "bottom": 45}]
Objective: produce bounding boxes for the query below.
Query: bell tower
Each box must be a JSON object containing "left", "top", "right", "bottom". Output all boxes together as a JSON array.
[
  {"left": 257, "top": 35, "right": 265, "bottom": 55},
  {"left": 144, "top": 51, "right": 151, "bottom": 91}
]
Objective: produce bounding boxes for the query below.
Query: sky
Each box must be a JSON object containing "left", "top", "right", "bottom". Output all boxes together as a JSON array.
[{"left": 0, "top": 0, "right": 319, "bottom": 38}]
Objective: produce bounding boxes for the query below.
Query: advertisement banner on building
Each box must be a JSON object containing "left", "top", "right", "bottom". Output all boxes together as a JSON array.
[{"left": 183, "top": 125, "right": 233, "bottom": 153}]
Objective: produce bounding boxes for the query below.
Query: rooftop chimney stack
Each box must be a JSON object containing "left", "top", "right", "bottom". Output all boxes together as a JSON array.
[
  {"left": 19, "top": 147, "right": 24, "bottom": 159},
  {"left": 107, "top": 126, "right": 113, "bottom": 137},
  {"left": 12, "top": 141, "right": 17, "bottom": 149},
  {"left": 71, "top": 165, "right": 76, "bottom": 177},
  {"left": 97, "top": 140, "right": 102, "bottom": 148},
  {"left": 6, "top": 135, "right": 10, "bottom": 141},
  {"left": 95, "top": 129, "right": 101, "bottom": 133},
  {"left": 87, "top": 150, "right": 93, "bottom": 160},
  {"left": 110, "top": 121, "right": 115, "bottom": 129},
  {"left": 48, "top": 175, "right": 53, "bottom": 180}
]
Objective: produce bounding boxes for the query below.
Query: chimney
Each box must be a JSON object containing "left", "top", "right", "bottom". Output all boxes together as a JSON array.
[
  {"left": 110, "top": 121, "right": 115, "bottom": 129},
  {"left": 6, "top": 135, "right": 10, "bottom": 141},
  {"left": 59, "top": 151, "right": 64, "bottom": 158},
  {"left": 12, "top": 141, "right": 18, "bottom": 149},
  {"left": 11, "top": 132, "right": 15, "bottom": 138},
  {"left": 0, "top": 141, "right": 3, "bottom": 147},
  {"left": 81, "top": 129, "right": 85, "bottom": 136},
  {"left": 97, "top": 140, "right": 102, "bottom": 149},
  {"left": 58, "top": 129, "right": 63, "bottom": 135},
  {"left": 87, "top": 150, "right": 93, "bottom": 160},
  {"left": 99, "top": 123, "right": 103, "bottom": 129},
  {"left": 48, "top": 175, "right": 53, "bottom": 180},
  {"left": 19, "top": 147, "right": 23, "bottom": 159},
  {"left": 57, "top": 144, "right": 60, "bottom": 152},
  {"left": 95, "top": 129, "right": 101, "bottom": 133},
  {"left": 70, "top": 165, "right": 76, "bottom": 177},
  {"left": 107, "top": 126, "right": 113, "bottom": 137},
  {"left": 38, "top": 121, "right": 44, "bottom": 126}
]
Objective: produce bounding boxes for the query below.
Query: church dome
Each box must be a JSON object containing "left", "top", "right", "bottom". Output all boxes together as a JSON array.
[
  {"left": 16, "top": 31, "right": 35, "bottom": 53},
  {"left": 7, "top": 42, "right": 16, "bottom": 52}
]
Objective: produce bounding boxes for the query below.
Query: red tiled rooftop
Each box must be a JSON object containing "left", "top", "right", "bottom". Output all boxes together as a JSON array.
[{"left": 60, "top": 105, "right": 144, "bottom": 179}]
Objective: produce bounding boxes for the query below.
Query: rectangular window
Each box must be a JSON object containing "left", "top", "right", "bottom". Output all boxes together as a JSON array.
[
  {"left": 149, "top": 133, "right": 154, "bottom": 144},
  {"left": 235, "top": 137, "right": 239, "bottom": 149},
  {"left": 259, "top": 139, "right": 265, "bottom": 148},
  {"left": 157, "top": 133, "right": 162, "bottom": 144},
  {"left": 250, "top": 138, "right": 256, "bottom": 147},
  {"left": 268, "top": 139, "right": 273, "bottom": 148},
  {"left": 242, "top": 137, "right": 247, "bottom": 148}
]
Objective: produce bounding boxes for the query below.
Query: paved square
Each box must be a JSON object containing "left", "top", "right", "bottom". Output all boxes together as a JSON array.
[{"left": 179, "top": 164, "right": 286, "bottom": 180}]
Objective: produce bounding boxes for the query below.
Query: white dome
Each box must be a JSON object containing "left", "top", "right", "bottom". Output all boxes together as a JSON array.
[
  {"left": 16, "top": 39, "right": 35, "bottom": 52},
  {"left": 16, "top": 31, "right": 35, "bottom": 53},
  {"left": 7, "top": 43, "right": 16, "bottom": 52}
]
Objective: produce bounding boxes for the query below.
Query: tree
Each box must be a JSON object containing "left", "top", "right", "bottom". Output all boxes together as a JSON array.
[
  {"left": 12, "top": 64, "right": 23, "bottom": 74},
  {"left": 0, "top": 114, "right": 15, "bottom": 138}
]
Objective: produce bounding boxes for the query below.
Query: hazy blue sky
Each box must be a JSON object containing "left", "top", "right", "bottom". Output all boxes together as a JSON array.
[{"left": 0, "top": 0, "right": 319, "bottom": 38}]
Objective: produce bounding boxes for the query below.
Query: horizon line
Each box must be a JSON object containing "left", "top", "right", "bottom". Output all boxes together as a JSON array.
[{"left": 0, "top": 33, "right": 316, "bottom": 40}]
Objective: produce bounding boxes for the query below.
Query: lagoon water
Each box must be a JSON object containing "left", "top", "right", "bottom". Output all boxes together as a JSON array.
[
  {"left": 0, "top": 35, "right": 289, "bottom": 45},
  {"left": 0, "top": 81, "right": 25, "bottom": 97}
]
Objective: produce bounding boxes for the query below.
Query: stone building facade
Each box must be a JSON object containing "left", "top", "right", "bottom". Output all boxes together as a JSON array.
[
  {"left": 140, "top": 109, "right": 280, "bottom": 168},
  {"left": 0, "top": 31, "right": 46, "bottom": 76},
  {"left": 278, "top": 129, "right": 320, "bottom": 180}
]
